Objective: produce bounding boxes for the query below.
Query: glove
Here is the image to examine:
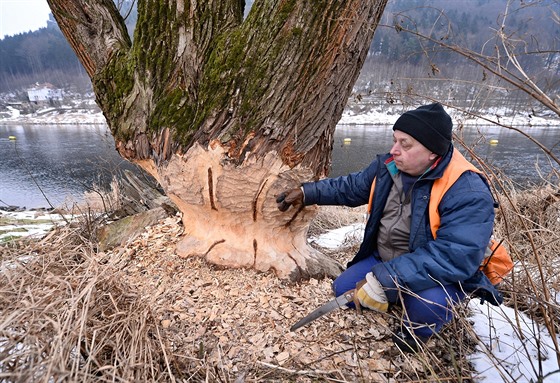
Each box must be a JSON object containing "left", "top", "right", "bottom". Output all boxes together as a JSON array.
[
  {"left": 354, "top": 272, "right": 388, "bottom": 313},
  {"left": 276, "top": 188, "right": 304, "bottom": 212}
]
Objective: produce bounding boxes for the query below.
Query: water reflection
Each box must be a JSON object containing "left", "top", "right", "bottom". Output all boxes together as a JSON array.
[{"left": 331, "top": 125, "right": 393, "bottom": 177}]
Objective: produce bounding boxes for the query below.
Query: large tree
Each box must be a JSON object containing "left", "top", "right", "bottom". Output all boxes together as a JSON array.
[{"left": 47, "top": 0, "right": 388, "bottom": 280}]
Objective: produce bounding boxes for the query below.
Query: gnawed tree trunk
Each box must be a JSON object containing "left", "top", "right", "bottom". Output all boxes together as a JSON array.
[{"left": 47, "top": 0, "right": 388, "bottom": 280}]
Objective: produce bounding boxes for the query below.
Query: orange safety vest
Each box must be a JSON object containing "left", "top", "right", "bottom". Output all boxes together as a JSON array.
[{"left": 367, "top": 150, "right": 513, "bottom": 285}]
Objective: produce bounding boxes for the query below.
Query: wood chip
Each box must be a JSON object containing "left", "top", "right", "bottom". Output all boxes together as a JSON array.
[{"left": 99, "top": 214, "right": 478, "bottom": 381}]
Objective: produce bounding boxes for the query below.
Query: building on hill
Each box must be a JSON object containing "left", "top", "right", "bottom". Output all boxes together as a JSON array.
[{"left": 27, "top": 83, "right": 63, "bottom": 104}]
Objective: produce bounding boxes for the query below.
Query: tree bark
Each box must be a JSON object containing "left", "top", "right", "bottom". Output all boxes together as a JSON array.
[{"left": 47, "top": 0, "right": 388, "bottom": 280}]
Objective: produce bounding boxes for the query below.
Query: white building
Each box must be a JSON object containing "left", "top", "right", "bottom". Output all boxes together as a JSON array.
[{"left": 27, "top": 83, "right": 64, "bottom": 104}]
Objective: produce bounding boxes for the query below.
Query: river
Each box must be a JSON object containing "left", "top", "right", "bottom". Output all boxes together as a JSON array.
[
  {"left": 1, "top": 123, "right": 559, "bottom": 209},
  {"left": 0, "top": 124, "right": 140, "bottom": 209},
  {"left": 332, "top": 124, "right": 560, "bottom": 186}
]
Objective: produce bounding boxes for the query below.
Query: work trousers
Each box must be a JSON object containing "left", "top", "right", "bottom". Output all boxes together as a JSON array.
[{"left": 332, "top": 255, "right": 466, "bottom": 339}]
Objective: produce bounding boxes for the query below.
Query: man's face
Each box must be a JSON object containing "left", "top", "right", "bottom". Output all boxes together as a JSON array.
[{"left": 390, "top": 130, "right": 438, "bottom": 176}]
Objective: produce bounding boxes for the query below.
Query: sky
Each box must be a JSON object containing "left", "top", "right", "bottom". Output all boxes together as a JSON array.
[{"left": 0, "top": 0, "right": 51, "bottom": 39}]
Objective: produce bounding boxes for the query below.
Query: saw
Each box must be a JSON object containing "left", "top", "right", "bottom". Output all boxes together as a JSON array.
[{"left": 290, "top": 291, "right": 354, "bottom": 331}]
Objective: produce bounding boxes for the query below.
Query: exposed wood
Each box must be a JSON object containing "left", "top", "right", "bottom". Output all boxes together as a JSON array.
[
  {"left": 163, "top": 144, "right": 343, "bottom": 280},
  {"left": 46, "top": 0, "right": 389, "bottom": 279}
]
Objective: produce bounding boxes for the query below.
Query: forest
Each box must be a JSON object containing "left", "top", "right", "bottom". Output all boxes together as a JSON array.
[
  {"left": 356, "top": 0, "right": 559, "bottom": 116},
  {"left": 1, "top": 0, "right": 557, "bottom": 115},
  {"left": 0, "top": 0, "right": 137, "bottom": 94}
]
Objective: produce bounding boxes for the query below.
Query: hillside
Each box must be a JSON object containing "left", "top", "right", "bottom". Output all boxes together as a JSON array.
[{"left": 1, "top": 0, "right": 557, "bottom": 111}]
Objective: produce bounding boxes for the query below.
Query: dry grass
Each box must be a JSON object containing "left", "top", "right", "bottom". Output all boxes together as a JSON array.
[
  {"left": 0, "top": 228, "right": 169, "bottom": 382},
  {"left": 308, "top": 205, "right": 364, "bottom": 238},
  {"left": 1, "top": 181, "right": 559, "bottom": 382},
  {"left": 491, "top": 183, "right": 560, "bottom": 363}
]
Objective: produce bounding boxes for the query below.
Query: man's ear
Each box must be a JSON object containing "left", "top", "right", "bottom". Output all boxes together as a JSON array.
[{"left": 429, "top": 153, "right": 438, "bottom": 161}]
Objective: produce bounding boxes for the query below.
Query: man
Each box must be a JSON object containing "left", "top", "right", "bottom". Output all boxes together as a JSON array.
[{"left": 277, "top": 103, "right": 501, "bottom": 353}]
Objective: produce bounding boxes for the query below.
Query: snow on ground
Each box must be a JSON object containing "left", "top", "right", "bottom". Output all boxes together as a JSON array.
[
  {"left": 0, "top": 101, "right": 106, "bottom": 125},
  {"left": 311, "top": 224, "right": 560, "bottom": 383},
  {"left": 0, "top": 108, "right": 106, "bottom": 125},
  {"left": 0, "top": 210, "right": 71, "bottom": 242},
  {"left": 2, "top": 99, "right": 559, "bottom": 127},
  {"left": 308, "top": 223, "right": 365, "bottom": 249},
  {"left": 469, "top": 302, "right": 560, "bottom": 382},
  {"left": 5, "top": 106, "right": 20, "bottom": 119},
  {"left": 339, "top": 107, "right": 560, "bottom": 127}
]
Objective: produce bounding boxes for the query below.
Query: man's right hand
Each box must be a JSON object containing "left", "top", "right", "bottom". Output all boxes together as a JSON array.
[
  {"left": 276, "top": 188, "right": 304, "bottom": 212},
  {"left": 353, "top": 272, "right": 389, "bottom": 313}
]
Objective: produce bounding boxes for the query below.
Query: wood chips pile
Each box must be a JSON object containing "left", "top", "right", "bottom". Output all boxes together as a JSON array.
[
  {"left": 96, "top": 214, "right": 475, "bottom": 382},
  {"left": 0, "top": 210, "right": 476, "bottom": 382}
]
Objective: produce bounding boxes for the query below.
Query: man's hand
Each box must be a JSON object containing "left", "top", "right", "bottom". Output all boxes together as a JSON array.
[
  {"left": 353, "top": 272, "right": 388, "bottom": 313},
  {"left": 276, "top": 188, "right": 304, "bottom": 212}
]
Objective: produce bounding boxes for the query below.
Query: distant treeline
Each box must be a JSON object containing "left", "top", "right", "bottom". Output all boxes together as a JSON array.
[
  {"left": 0, "top": 0, "right": 557, "bottom": 103},
  {"left": 356, "top": 0, "right": 559, "bottom": 111},
  {"left": 368, "top": 0, "right": 557, "bottom": 71},
  {"left": 0, "top": 22, "right": 85, "bottom": 94},
  {"left": 0, "top": 1, "right": 137, "bottom": 94}
]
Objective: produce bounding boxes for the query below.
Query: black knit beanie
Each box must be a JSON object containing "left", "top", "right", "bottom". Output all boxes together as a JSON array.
[{"left": 392, "top": 103, "right": 453, "bottom": 156}]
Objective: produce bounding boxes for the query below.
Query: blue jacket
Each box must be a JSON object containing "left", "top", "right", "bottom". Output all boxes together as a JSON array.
[{"left": 302, "top": 146, "right": 502, "bottom": 305}]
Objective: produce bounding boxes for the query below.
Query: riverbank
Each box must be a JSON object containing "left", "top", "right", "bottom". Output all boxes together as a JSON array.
[
  {"left": 0, "top": 208, "right": 70, "bottom": 243},
  {"left": 0, "top": 105, "right": 106, "bottom": 125},
  {"left": 2, "top": 200, "right": 559, "bottom": 382},
  {"left": 339, "top": 103, "right": 560, "bottom": 127},
  {"left": 2, "top": 97, "right": 559, "bottom": 127}
]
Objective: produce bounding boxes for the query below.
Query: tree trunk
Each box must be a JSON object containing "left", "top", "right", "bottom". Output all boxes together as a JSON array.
[{"left": 47, "top": 0, "right": 388, "bottom": 280}]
